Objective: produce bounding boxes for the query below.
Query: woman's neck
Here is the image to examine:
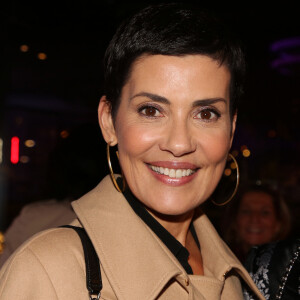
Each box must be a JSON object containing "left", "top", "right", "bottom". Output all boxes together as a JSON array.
[
  {"left": 146, "top": 208, "right": 195, "bottom": 247},
  {"left": 146, "top": 207, "right": 204, "bottom": 275}
]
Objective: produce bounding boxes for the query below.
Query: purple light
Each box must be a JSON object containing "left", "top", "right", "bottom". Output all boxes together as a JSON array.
[
  {"left": 271, "top": 55, "right": 300, "bottom": 68},
  {"left": 270, "top": 36, "right": 300, "bottom": 52},
  {"left": 270, "top": 36, "right": 300, "bottom": 75}
]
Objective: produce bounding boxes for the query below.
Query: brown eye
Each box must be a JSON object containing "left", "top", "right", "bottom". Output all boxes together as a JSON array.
[
  {"left": 144, "top": 107, "right": 157, "bottom": 116},
  {"left": 200, "top": 110, "right": 212, "bottom": 119},
  {"left": 140, "top": 106, "right": 162, "bottom": 117},
  {"left": 194, "top": 109, "right": 220, "bottom": 121}
]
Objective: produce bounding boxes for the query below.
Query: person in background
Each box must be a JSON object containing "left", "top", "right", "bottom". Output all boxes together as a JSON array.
[
  {"left": 222, "top": 184, "right": 291, "bottom": 262},
  {"left": 0, "top": 4, "right": 264, "bottom": 299},
  {"left": 0, "top": 122, "right": 106, "bottom": 268}
]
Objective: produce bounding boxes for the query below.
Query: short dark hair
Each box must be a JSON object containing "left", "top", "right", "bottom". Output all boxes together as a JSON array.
[{"left": 103, "top": 3, "right": 246, "bottom": 119}]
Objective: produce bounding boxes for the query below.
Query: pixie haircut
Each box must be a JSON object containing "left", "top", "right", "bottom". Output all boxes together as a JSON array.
[{"left": 104, "top": 3, "right": 245, "bottom": 119}]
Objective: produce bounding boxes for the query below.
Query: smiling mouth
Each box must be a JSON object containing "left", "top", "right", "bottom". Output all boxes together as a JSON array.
[
  {"left": 247, "top": 228, "right": 263, "bottom": 234},
  {"left": 149, "top": 165, "right": 196, "bottom": 178}
]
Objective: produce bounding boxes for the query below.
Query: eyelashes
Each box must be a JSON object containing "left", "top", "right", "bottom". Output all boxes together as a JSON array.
[
  {"left": 138, "top": 104, "right": 164, "bottom": 118},
  {"left": 193, "top": 108, "right": 221, "bottom": 121},
  {"left": 137, "top": 103, "right": 221, "bottom": 122}
]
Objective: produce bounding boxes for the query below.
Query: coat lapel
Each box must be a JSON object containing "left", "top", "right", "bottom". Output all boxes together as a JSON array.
[
  {"left": 193, "top": 211, "right": 264, "bottom": 298},
  {"left": 72, "top": 176, "right": 188, "bottom": 300}
]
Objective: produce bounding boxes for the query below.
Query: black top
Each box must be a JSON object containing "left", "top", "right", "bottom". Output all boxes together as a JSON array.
[
  {"left": 123, "top": 188, "right": 200, "bottom": 275},
  {"left": 244, "top": 238, "right": 300, "bottom": 300}
]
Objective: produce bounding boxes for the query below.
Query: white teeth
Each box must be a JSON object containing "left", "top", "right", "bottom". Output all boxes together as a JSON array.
[
  {"left": 175, "top": 169, "right": 181, "bottom": 178},
  {"left": 169, "top": 169, "right": 175, "bottom": 178},
  {"left": 150, "top": 165, "right": 195, "bottom": 178}
]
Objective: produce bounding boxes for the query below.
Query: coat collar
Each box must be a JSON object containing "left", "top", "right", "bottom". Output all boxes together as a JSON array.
[
  {"left": 192, "top": 210, "right": 263, "bottom": 295},
  {"left": 72, "top": 176, "right": 262, "bottom": 299}
]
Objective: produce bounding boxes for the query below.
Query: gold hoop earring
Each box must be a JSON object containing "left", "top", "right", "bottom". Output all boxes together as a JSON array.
[
  {"left": 212, "top": 153, "right": 240, "bottom": 206},
  {"left": 107, "top": 143, "right": 125, "bottom": 193}
]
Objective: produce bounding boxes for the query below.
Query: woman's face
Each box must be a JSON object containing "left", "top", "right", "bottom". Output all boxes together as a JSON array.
[
  {"left": 99, "top": 54, "right": 236, "bottom": 217},
  {"left": 236, "top": 191, "right": 280, "bottom": 247}
]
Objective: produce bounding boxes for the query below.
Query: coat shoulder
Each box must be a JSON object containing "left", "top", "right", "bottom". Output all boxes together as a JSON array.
[
  {"left": 10, "top": 227, "right": 85, "bottom": 263},
  {"left": 0, "top": 227, "right": 87, "bottom": 299}
]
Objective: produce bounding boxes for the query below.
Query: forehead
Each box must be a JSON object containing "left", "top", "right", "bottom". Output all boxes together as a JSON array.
[
  {"left": 123, "top": 54, "right": 231, "bottom": 100},
  {"left": 240, "top": 192, "right": 275, "bottom": 209}
]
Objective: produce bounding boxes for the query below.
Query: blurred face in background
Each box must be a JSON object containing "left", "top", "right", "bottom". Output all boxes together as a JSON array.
[{"left": 236, "top": 191, "right": 280, "bottom": 248}]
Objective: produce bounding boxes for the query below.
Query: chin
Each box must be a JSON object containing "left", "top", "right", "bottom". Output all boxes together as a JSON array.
[
  {"left": 246, "top": 237, "right": 267, "bottom": 247},
  {"left": 146, "top": 198, "right": 199, "bottom": 219}
]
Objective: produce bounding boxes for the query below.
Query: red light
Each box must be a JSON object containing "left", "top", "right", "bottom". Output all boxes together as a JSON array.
[{"left": 11, "top": 137, "right": 19, "bottom": 164}]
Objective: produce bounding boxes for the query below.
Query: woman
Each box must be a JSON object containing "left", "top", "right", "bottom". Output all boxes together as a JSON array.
[
  {"left": 0, "top": 4, "right": 264, "bottom": 299},
  {"left": 222, "top": 184, "right": 291, "bottom": 262}
]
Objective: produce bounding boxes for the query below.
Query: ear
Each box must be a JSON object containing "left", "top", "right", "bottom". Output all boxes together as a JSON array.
[
  {"left": 98, "top": 96, "right": 118, "bottom": 146},
  {"left": 229, "top": 111, "right": 237, "bottom": 147}
]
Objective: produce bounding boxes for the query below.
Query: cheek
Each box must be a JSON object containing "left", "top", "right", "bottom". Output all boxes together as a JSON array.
[
  {"left": 116, "top": 122, "right": 160, "bottom": 162},
  {"left": 200, "top": 130, "right": 231, "bottom": 163},
  {"left": 236, "top": 215, "right": 247, "bottom": 228},
  {"left": 265, "top": 217, "right": 279, "bottom": 228}
]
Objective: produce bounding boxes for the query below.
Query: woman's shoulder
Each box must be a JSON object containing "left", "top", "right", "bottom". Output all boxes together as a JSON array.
[
  {"left": 3, "top": 199, "right": 76, "bottom": 245},
  {"left": 0, "top": 227, "right": 88, "bottom": 299},
  {"left": 1, "top": 226, "right": 85, "bottom": 275}
]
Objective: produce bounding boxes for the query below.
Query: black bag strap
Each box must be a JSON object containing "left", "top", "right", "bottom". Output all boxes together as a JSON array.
[{"left": 61, "top": 225, "right": 102, "bottom": 299}]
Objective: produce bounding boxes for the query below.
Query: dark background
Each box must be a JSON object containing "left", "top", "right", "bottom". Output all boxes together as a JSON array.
[{"left": 0, "top": 1, "right": 299, "bottom": 234}]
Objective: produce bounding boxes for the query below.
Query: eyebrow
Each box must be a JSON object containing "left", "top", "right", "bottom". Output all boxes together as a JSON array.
[
  {"left": 130, "top": 92, "right": 170, "bottom": 104},
  {"left": 192, "top": 98, "right": 227, "bottom": 107},
  {"left": 130, "top": 92, "right": 227, "bottom": 106}
]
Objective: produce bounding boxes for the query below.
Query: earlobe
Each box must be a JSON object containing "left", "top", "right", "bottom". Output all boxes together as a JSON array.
[{"left": 98, "top": 96, "right": 117, "bottom": 145}]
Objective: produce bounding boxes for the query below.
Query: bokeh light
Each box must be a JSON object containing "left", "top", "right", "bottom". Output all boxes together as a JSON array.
[
  {"left": 224, "top": 168, "right": 232, "bottom": 176},
  {"left": 268, "top": 130, "right": 277, "bottom": 138},
  {"left": 11, "top": 137, "right": 19, "bottom": 164},
  {"left": 230, "top": 162, "right": 237, "bottom": 169},
  {"left": 25, "top": 139, "right": 36, "bottom": 148},
  {"left": 37, "top": 52, "right": 47, "bottom": 60},
  {"left": 20, "top": 156, "right": 30, "bottom": 163},
  {"left": 60, "top": 130, "right": 69, "bottom": 138},
  {"left": 20, "top": 44, "right": 29, "bottom": 52},
  {"left": 231, "top": 150, "right": 239, "bottom": 157},
  {"left": 242, "top": 149, "right": 251, "bottom": 157},
  {"left": 0, "top": 232, "right": 4, "bottom": 254}
]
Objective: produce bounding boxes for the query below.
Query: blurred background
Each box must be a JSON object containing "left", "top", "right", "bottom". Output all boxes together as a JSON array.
[{"left": 0, "top": 1, "right": 299, "bottom": 236}]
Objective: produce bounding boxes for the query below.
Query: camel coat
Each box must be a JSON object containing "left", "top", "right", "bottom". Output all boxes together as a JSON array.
[
  {"left": 0, "top": 176, "right": 264, "bottom": 299},
  {"left": 0, "top": 199, "right": 76, "bottom": 268}
]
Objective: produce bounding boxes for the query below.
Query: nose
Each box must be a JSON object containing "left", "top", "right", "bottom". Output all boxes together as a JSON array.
[
  {"left": 160, "top": 118, "right": 196, "bottom": 157},
  {"left": 249, "top": 212, "right": 261, "bottom": 223}
]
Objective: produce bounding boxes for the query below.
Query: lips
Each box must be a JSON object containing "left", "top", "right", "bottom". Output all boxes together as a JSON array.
[
  {"left": 149, "top": 165, "right": 196, "bottom": 178},
  {"left": 246, "top": 228, "right": 263, "bottom": 234},
  {"left": 146, "top": 161, "right": 199, "bottom": 183}
]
